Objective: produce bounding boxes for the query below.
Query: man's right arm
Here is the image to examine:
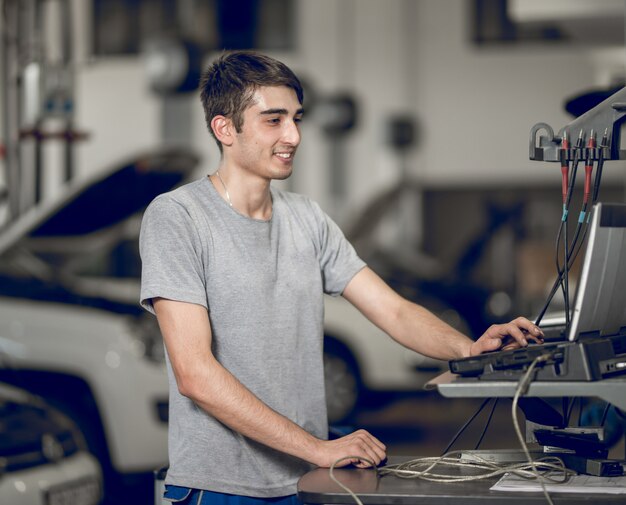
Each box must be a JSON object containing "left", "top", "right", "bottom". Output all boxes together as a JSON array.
[{"left": 153, "top": 297, "right": 386, "bottom": 468}]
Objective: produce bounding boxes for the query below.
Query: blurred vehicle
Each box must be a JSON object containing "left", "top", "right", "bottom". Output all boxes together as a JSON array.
[
  {"left": 0, "top": 148, "right": 198, "bottom": 504},
  {"left": 0, "top": 381, "right": 102, "bottom": 505},
  {"left": 321, "top": 182, "right": 528, "bottom": 424},
  {"left": 347, "top": 183, "right": 520, "bottom": 336},
  {"left": 0, "top": 145, "right": 451, "bottom": 448},
  {"left": 323, "top": 292, "right": 462, "bottom": 424}
]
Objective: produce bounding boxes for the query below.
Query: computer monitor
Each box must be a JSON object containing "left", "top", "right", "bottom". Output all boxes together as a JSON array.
[
  {"left": 569, "top": 202, "right": 626, "bottom": 340},
  {"left": 447, "top": 201, "right": 626, "bottom": 381}
]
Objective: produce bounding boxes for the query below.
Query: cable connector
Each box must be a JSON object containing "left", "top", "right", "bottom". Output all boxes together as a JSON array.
[
  {"left": 583, "top": 130, "right": 596, "bottom": 204},
  {"left": 560, "top": 131, "right": 569, "bottom": 204}
]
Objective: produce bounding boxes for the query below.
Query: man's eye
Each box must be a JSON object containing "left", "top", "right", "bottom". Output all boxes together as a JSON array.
[
  {"left": 294, "top": 116, "right": 303, "bottom": 123},
  {"left": 268, "top": 118, "right": 281, "bottom": 124}
]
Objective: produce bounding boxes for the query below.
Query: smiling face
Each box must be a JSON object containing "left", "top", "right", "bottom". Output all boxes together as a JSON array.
[{"left": 227, "top": 86, "right": 303, "bottom": 182}]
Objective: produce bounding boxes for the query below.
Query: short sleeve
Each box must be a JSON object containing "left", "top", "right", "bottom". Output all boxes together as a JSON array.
[
  {"left": 311, "top": 202, "right": 366, "bottom": 296},
  {"left": 139, "top": 195, "right": 208, "bottom": 314}
]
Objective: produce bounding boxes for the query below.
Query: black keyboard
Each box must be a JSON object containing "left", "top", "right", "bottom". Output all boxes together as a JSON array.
[{"left": 449, "top": 342, "right": 567, "bottom": 377}]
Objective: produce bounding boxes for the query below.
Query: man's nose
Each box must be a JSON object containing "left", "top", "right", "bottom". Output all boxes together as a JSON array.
[{"left": 282, "top": 120, "right": 301, "bottom": 145}]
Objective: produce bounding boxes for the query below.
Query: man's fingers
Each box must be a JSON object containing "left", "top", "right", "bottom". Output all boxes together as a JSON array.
[
  {"left": 491, "top": 318, "right": 544, "bottom": 345},
  {"left": 353, "top": 457, "right": 376, "bottom": 468},
  {"left": 364, "top": 441, "right": 386, "bottom": 466},
  {"left": 514, "top": 317, "right": 544, "bottom": 342},
  {"left": 324, "top": 429, "right": 387, "bottom": 468},
  {"left": 473, "top": 317, "right": 545, "bottom": 355},
  {"left": 354, "top": 429, "right": 387, "bottom": 453},
  {"left": 502, "top": 323, "right": 529, "bottom": 346},
  {"left": 353, "top": 433, "right": 386, "bottom": 466}
]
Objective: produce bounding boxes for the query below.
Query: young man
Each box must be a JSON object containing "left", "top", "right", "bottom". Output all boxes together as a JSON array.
[{"left": 139, "top": 51, "right": 543, "bottom": 504}]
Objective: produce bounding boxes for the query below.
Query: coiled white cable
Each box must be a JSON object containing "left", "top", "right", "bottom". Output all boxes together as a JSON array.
[{"left": 328, "top": 354, "right": 573, "bottom": 505}]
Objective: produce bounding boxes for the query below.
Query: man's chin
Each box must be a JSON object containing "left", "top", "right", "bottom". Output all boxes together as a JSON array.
[{"left": 271, "top": 167, "right": 294, "bottom": 181}]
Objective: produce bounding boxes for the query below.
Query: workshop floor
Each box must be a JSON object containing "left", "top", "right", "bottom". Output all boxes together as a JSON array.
[{"left": 353, "top": 391, "right": 626, "bottom": 460}]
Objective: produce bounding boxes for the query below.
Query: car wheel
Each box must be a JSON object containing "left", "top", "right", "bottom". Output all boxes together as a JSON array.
[{"left": 323, "top": 338, "right": 361, "bottom": 424}]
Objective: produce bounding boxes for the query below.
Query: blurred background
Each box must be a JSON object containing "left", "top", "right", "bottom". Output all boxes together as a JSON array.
[{"left": 1, "top": 1, "right": 626, "bottom": 504}]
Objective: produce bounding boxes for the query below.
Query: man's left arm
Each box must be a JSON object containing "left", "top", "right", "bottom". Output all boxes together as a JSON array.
[{"left": 342, "top": 267, "right": 543, "bottom": 360}]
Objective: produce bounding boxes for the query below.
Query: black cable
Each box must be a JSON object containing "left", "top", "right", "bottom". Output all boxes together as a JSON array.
[
  {"left": 567, "top": 214, "right": 591, "bottom": 271},
  {"left": 474, "top": 398, "right": 499, "bottom": 450},
  {"left": 547, "top": 158, "right": 580, "bottom": 329},
  {"left": 534, "top": 133, "right": 607, "bottom": 327},
  {"left": 562, "top": 221, "right": 570, "bottom": 331},
  {"left": 536, "top": 218, "right": 586, "bottom": 327},
  {"left": 553, "top": 219, "right": 564, "bottom": 290},
  {"left": 560, "top": 133, "right": 584, "bottom": 332},
  {"left": 535, "top": 199, "right": 594, "bottom": 327},
  {"left": 441, "top": 398, "right": 491, "bottom": 455},
  {"left": 591, "top": 128, "right": 609, "bottom": 204},
  {"left": 555, "top": 221, "right": 569, "bottom": 329}
]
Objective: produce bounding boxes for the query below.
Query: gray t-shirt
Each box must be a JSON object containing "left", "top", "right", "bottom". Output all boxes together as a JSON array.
[{"left": 139, "top": 176, "right": 365, "bottom": 497}]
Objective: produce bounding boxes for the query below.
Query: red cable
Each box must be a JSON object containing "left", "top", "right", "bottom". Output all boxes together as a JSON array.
[
  {"left": 560, "top": 131, "right": 569, "bottom": 205},
  {"left": 583, "top": 131, "right": 596, "bottom": 204}
]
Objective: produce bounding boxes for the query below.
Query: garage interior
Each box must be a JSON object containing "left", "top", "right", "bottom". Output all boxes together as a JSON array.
[{"left": 2, "top": 1, "right": 626, "bottom": 505}]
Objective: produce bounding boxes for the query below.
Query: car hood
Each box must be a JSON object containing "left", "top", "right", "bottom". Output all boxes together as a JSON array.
[{"left": 0, "top": 146, "right": 199, "bottom": 255}]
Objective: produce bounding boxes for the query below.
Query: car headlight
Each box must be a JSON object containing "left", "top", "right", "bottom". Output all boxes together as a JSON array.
[{"left": 0, "top": 393, "right": 86, "bottom": 473}]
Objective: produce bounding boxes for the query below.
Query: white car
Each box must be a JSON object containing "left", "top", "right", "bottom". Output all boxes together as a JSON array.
[
  {"left": 0, "top": 148, "right": 198, "bottom": 504},
  {"left": 0, "top": 145, "right": 454, "bottom": 497},
  {"left": 0, "top": 295, "right": 169, "bottom": 504},
  {"left": 323, "top": 293, "right": 463, "bottom": 424},
  {"left": 0, "top": 382, "right": 102, "bottom": 505}
]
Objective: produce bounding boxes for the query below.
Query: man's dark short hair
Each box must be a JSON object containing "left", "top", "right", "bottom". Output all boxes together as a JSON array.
[{"left": 199, "top": 51, "right": 304, "bottom": 149}]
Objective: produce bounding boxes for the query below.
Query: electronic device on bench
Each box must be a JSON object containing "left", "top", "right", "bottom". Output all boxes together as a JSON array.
[
  {"left": 438, "top": 89, "right": 626, "bottom": 480},
  {"left": 449, "top": 202, "right": 626, "bottom": 381}
]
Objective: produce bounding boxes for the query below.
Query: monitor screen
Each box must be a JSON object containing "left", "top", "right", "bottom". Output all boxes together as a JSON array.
[{"left": 569, "top": 202, "right": 626, "bottom": 340}]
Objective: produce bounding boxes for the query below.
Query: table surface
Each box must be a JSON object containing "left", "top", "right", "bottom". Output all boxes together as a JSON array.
[{"left": 297, "top": 456, "right": 626, "bottom": 505}]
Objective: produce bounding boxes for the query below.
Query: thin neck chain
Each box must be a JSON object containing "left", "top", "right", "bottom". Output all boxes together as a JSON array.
[{"left": 215, "top": 170, "right": 233, "bottom": 207}]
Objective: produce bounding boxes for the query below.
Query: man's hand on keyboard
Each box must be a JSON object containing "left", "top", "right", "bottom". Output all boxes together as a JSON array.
[{"left": 470, "top": 317, "right": 544, "bottom": 356}]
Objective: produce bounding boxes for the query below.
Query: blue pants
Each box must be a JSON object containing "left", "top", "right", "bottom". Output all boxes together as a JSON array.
[{"left": 163, "top": 485, "right": 300, "bottom": 505}]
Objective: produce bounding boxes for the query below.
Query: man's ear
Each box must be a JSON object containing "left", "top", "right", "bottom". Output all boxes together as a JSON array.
[{"left": 211, "top": 116, "right": 234, "bottom": 146}]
